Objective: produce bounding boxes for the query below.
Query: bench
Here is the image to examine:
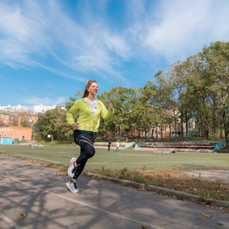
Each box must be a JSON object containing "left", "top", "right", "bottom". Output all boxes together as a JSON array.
[{"left": 29, "top": 143, "right": 43, "bottom": 149}]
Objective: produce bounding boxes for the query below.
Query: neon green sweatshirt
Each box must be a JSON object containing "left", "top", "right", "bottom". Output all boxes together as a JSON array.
[{"left": 66, "top": 98, "right": 114, "bottom": 132}]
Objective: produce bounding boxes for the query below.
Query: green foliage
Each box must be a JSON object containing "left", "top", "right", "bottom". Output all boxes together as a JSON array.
[
  {"left": 20, "top": 116, "right": 31, "bottom": 127},
  {"left": 133, "top": 173, "right": 145, "bottom": 183},
  {"left": 33, "top": 107, "right": 72, "bottom": 142},
  {"left": 142, "top": 164, "right": 147, "bottom": 170},
  {"left": 115, "top": 135, "right": 119, "bottom": 141},
  {"left": 32, "top": 41, "right": 229, "bottom": 145},
  {"left": 152, "top": 179, "right": 164, "bottom": 187},
  {"left": 101, "top": 166, "right": 117, "bottom": 177},
  {"left": 119, "top": 166, "right": 131, "bottom": 179}
]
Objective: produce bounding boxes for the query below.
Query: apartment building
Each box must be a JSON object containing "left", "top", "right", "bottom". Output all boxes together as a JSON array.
[
  {"left": 0, "top": 104, "right": 28, "bottom": 113},
  {"left": 0, "top": 126, "right": 32, "bottom": 140},
  {"left": 0, "top": 110, "right": 14, "bottom": 126},
  {"left": 33, "top": 104, "right": 57, "bottom": 113}
]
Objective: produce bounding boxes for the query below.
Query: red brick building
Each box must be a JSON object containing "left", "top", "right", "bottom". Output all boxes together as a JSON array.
[
  {"left": 0, "top": 126, "right": 32, "bottom": 140},
  {"left": 0, "top": 110, "right": 39, "bottom": 127}
]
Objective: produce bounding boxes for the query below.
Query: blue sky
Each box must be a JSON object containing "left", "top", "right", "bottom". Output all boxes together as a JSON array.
[{"left": 1, "top": 0, "right": 229, "bottom": 111}]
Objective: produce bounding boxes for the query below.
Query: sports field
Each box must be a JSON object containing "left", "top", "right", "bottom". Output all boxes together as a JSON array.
[{"left": 0, "top": 144, "right": 229, "bottom": 171}]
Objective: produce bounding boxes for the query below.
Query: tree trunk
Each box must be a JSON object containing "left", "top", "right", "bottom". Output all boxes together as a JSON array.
[
  {"left": 223, "top": 111, "right": 229, "bottom": 146},
  {"left": 212, "top": 97, "right": 217, "bottom": 138},
  {"left": 185, "top": 111, "right": 188, "bottom": 140},
  {"left": 151, "top": 128, "right": 154, "bottom": 139},
  {"left": 169, "top": 123, "right": 171, "bottom": 139},
  {"left": 180, "top": 110, "right": 184, "bottom": 141},
  {"left": 160, "top": 124, "right": 163, "bottom": 141},
  {"left": 220, "top": 124, "right": 223, "bottom": 138},
  {"left": 175, "top": 121, "right": 177, "bottom": 142}
]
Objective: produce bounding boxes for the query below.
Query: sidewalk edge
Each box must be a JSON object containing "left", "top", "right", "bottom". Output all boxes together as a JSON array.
[{"left": 83, "top": 172, "right": 229, "bottom": 208}]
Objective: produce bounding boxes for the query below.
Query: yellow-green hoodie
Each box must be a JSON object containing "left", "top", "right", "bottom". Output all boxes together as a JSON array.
[{"left": 66, "top": 98, "right": 114, "bottom": 132}]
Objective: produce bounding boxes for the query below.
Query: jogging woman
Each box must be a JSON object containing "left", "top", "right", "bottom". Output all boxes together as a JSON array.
[{"left": 66, "top": 80, "right": 114, "bottom": 193}]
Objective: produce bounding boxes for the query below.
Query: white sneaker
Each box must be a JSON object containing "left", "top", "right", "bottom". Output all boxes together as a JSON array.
[
  {"left": 66, "top": 181, "right": 79, "bottom": 193},
  {"left": 68, "top": 158, "right": 77, "bottom": 177}
]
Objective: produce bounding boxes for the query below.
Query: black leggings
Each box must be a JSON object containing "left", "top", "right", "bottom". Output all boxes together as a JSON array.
[{"left": 73, "top": 130, "right": 96, "bottom": 180}]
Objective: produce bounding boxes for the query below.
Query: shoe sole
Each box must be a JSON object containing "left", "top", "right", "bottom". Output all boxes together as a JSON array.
[
  {"left": 66, "top": 182, "right": 79, "bottom": 193},
  {"left": 68, "top": 158, "right": 77, "bottom": 177}
]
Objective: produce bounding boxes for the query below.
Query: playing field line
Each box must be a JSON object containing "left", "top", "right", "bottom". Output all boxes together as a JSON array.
[
  {"left": 0, "top": 212, "right": 20, "bottom": 229},
  {"left": 15, "top": 153, "right": 62, "bottom": 164}
]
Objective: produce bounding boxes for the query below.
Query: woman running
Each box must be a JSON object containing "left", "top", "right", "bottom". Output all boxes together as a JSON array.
[{"left": 66, "top": 80, "right": 114, "bottom": 193}]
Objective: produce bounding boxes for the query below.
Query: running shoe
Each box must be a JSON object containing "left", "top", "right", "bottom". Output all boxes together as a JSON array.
[
  {"left": 66, "top": 181, "right": 79, "bottom": 193},
  {"left": 68, "top": 157, "right": 77, "bottom": 177}
]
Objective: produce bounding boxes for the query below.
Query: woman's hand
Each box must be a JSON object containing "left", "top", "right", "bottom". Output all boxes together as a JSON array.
[
  {"left": 72, "top": 123, "right": 79, "bottom": 130},
  {"left": 108, "top": 101, "right": 113, "bottom": 109}
]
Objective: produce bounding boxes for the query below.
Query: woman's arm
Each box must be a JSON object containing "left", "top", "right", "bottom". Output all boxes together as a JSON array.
[
  {"left": 66, "top": 100, "right": 80, "bottom": 126},
  {"left": 100, "top": 101, "right": 114, "bottom": 120}
]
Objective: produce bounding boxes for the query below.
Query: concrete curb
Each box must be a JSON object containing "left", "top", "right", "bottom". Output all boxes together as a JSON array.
[
  {"left": 84, "top": 172, "right": 145, "bottom": 189},
  {"left": 83, "top": 172, "right": 229, "bottom": 208}
]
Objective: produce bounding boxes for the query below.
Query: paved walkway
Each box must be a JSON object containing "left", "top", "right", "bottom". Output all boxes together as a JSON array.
[
  {"left": 182, "top": 170, "right": 229, "bottom": 183},
  {"left": 0, "top": 155, "right": 228, "bottom": 229}
]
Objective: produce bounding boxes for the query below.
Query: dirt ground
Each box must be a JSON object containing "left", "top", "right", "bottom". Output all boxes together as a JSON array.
[{"left": 94, "top": 167, "right": 229, "bottom": 202}]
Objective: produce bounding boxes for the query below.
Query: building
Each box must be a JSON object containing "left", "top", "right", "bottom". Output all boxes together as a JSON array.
[
  {"left": 0, "top": 110, "right": 14, "bottom": 126},
  {"left": 0, "top": 110, "right": 39, "bottom": 127},
  {"left": 16, "top": 112, "right": 39, "bottom": 127},
  {"left": 0, "top": 126, "right": 32, "bottom": 140},
  {"left": 0, "top": 104, "right": 28, "bottom": 113},
  {"left": 33, "top": 104, "right": 57, "bottom": 113}
]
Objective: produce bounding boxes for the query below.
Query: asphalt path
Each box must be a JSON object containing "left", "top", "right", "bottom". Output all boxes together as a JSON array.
[{"left": 0, "top": 155, "right": 228, "bottom": 229}]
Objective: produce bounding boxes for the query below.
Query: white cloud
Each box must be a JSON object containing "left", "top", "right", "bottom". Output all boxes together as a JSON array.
[
  {"left": 0, "top": 0, "right": 130, "bottom": 83},
  {"left": 24, "top": 96, "right": 66, "bottom": 106},
  {"left": 0, "top": 1, "right": 51, "bottom": 67},
  {"left": 1, "top": 0, "right": 229, "bottom": 84},
  {"left": 33, "top": 62, "right": 88, "bottom": 82},
  {"left": 142, "top": 0, "right": 229, "bottom": 62}
]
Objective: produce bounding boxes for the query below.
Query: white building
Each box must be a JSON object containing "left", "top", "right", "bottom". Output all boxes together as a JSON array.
[
  {"left": 33, "top": 104, "right": 57, "bottom": 114},
  {"left": 0, "top": 104, "right": 28, "bottom": 113}
]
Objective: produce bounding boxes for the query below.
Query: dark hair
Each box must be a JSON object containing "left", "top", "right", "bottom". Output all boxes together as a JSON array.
[{"left": 82, "top": 80, "right": 98, "bottom": 98}]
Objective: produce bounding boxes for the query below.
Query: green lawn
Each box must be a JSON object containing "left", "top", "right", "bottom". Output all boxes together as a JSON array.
[{"left": 1, "top": 144, "right": 229, "bottom": 171}]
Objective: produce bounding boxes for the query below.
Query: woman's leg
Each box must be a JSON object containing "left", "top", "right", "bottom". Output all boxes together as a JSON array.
[
  {"left": 72, "top": 131, "right": 95, "bottom": 180},
  {"left": 67, "top": 131, "right": 95, "bottom": 193}
]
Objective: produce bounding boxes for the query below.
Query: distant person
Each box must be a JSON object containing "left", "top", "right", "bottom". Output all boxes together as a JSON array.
[
  {"left": 66, "top": 80, "right": 114, "bottom": 193},
  {"left": 108, "top": 140, "right": 111, "bottom": 151},
  {"left": 115, "top": 141, "right": 120, "bottom": 152}
]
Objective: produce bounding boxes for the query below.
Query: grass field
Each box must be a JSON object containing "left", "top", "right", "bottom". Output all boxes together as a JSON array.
[
  {"left": 1, "top": 144, "right": 229, "bottom": 201},
  {"left": 0, "top": 144, "right": 229, "bottom": 171}
]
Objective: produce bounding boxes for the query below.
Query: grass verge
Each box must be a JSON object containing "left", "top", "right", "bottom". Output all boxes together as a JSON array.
[{"left": 92, "top": 166, "right": 229, "bottom": 202}]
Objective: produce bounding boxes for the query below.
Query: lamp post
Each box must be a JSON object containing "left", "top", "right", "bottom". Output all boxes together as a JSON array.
[{"left": 48, "top": 134, "right": 53, "bottom": 146}]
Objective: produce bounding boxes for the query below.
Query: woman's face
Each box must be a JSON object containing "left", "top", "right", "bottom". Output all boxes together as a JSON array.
[{"left": 87, "top": 82, "right": 98, "bottom": 95}]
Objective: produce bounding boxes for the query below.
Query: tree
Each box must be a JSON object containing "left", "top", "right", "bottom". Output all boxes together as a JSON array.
[
  {"left": 200, "top": 41, "right": 229, "bottom": 145},
  {"left": 20, "top": 115, "right": 31, "bottom": 127},
  {"left": 97, "top": 86, "right": 138, "bottom": 138}
]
